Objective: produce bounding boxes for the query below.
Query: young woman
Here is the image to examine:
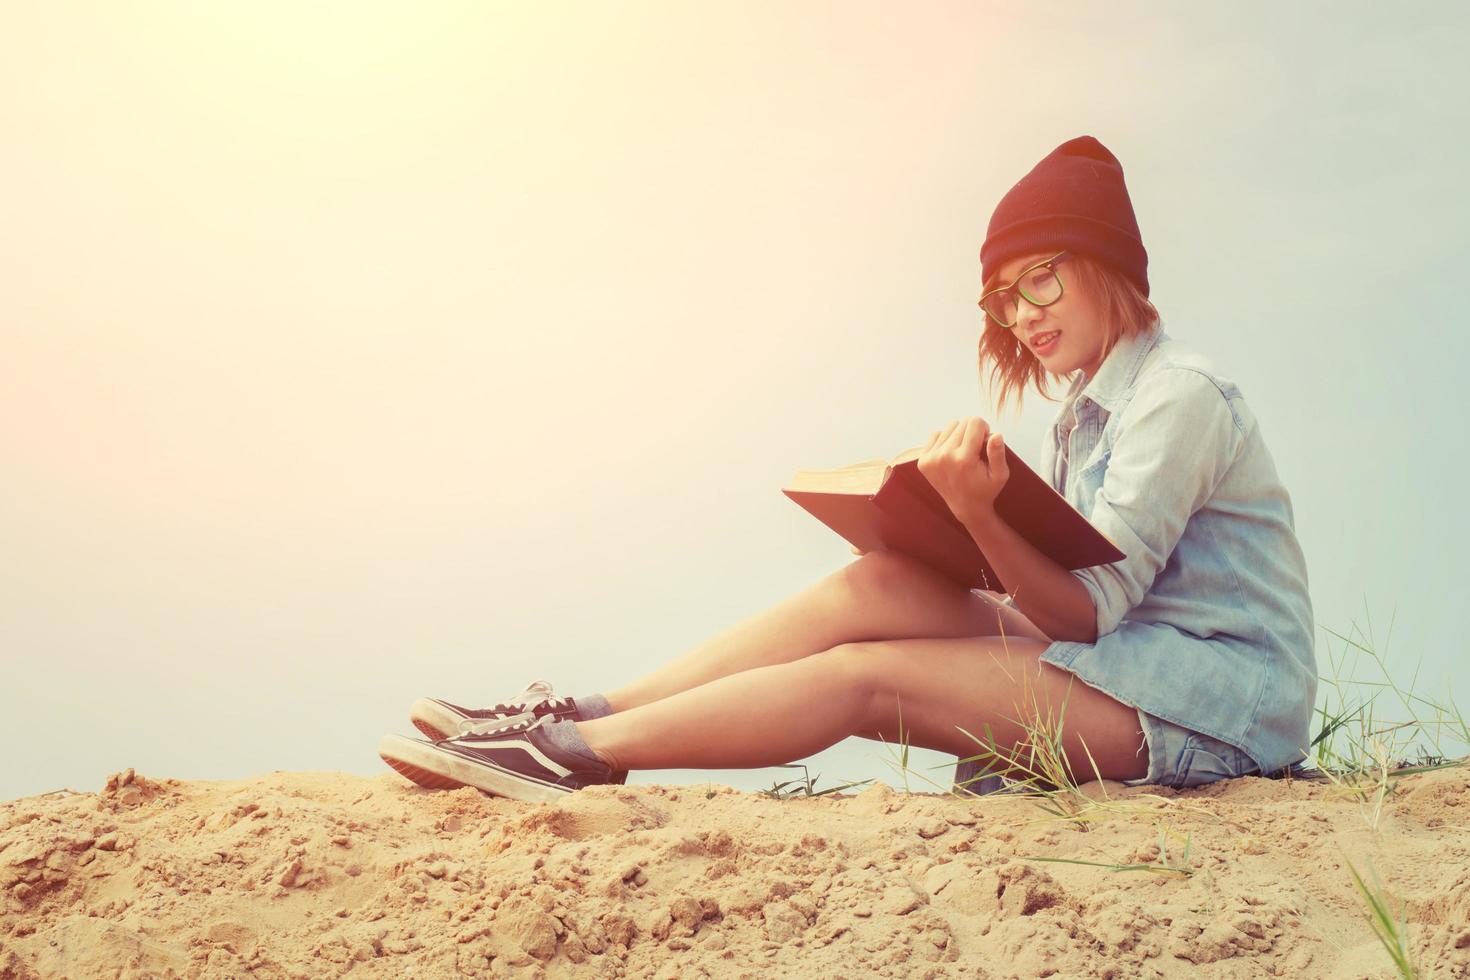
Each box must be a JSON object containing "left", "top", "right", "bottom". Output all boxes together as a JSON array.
[{"left": 378, "top": 135, "right": 1318, "bottom": 803}]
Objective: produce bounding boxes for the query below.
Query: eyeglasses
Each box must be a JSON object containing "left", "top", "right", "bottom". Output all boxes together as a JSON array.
[{"left": 977, "top": 251, "right": 1070, "bottom": 329}]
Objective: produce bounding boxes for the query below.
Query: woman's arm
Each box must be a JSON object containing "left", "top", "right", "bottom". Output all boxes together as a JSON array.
[
  {"left": 966, "top": 367, "right": 1248, "bottom": 645},
  {"left": 913, "top": 416, "right": 1095, "bottom": 642},
  {"left": 1067, "top": 369, "right": 1247, "bottom": 638},
  {"left": 960, "top": 509, "right": 1099, "bottom": 643}
]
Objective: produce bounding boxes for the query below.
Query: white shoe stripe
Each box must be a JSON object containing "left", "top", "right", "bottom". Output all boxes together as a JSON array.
[{"left": 444, "top": 736, "right": 573, "bottom": 778}]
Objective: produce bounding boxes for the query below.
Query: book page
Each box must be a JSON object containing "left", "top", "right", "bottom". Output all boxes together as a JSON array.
[{"left": 888, "top": 443, "right": 926, "bottom": 465}]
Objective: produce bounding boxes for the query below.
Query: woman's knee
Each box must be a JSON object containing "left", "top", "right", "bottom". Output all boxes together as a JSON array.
[
  {"left": 808, "top": 641, "right": 908, "bottom": 724},
  {"left": 808, "top": 639, "right": 877, "bottom": 685}
]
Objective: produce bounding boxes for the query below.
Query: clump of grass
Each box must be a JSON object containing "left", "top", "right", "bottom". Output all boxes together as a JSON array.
[
  {"left": 890, "top": 694, "right": 914, "bottom": 794},
  {"left": 761, "top": 762, "right": 873, "bottom": 800},
  {"left": 875, "top": 657, "right": 1166, "bottom": 831},
  {"left": 1342, "top": 853, "right": 1420, "bottom": 979},
  {"left": 863, "top": 598, "right": 1465, "bottom": 840},
  {"left": 1308, "top": 601, "right": 1469, "bottom": 829},
  {"left": 867, "top": 692, "right": 973, "bottom": 797},
  {"left": 950, "top": 689, "right": 1111, "bottom": 826}
]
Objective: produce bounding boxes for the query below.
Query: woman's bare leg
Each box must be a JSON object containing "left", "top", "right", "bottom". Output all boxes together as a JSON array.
[
  {"left": 602, "top": 551, "right": 1050, "bottom": 712},
  {"left": 579, "top": 634, "right": 1147, "bottom": 783}
]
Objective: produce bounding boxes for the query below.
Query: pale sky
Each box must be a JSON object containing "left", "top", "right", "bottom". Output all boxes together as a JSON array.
[{"left": 3, "top": 1, "right": 1467, "bottom": 801}]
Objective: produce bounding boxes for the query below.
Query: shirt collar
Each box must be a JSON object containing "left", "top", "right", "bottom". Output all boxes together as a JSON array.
[{"left": 1065, "top": 319, "right": 1167, "bottom": 416}]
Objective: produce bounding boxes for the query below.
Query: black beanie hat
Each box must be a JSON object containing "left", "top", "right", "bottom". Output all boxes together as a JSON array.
[{"left": 980, "top": 135, "right": 1149, "bottom": 298}]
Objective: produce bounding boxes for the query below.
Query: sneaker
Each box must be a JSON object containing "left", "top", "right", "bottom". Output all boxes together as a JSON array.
[
  {"left": 378, "top": 713, "right": 616, "bottom": 803},
  {"left": 409, "top": 678, "right": 576, "bottom": 741},
  {"left": 408, "top": 678, "right": 629, "bottom": 785}
]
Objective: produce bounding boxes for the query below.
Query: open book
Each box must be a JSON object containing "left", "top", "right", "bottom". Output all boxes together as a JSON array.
[{"left": 782, "top": 443, "right": 1124, "bottom": 592}]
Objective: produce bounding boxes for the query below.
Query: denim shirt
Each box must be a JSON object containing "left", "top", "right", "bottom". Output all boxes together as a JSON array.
[{"left": 1034, "top": 320, "right": 1317, "bottom": 777}]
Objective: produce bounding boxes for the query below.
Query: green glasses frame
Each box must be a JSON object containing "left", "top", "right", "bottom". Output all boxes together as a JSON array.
[{"left": 977, "top": 250, "right": 1071, "bottom": 329}]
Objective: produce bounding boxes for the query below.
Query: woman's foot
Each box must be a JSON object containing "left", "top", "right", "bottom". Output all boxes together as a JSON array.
[
  {"left": 406, "top": 679, "right": 627, "bottom": 784},
  {"left": 379, "top": 713, "right": 618, "bottom": 802}
]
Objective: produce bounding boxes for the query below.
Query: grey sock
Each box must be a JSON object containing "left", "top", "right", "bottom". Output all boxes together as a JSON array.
[
  {"left": 542, "top": 718, "right": 605, "bottom": 767},
  {"left": 574, "top": 692, "right": 613, "bottom": 719}
]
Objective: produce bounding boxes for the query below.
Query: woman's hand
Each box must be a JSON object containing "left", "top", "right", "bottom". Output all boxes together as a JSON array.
[{"left": 916, "top": 416, "right": 1010, "bottom": 524}]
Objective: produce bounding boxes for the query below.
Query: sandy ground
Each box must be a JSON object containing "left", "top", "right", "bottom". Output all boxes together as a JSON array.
[{"left": 1, "top": 765, "right": 1468, "bottom": 979}]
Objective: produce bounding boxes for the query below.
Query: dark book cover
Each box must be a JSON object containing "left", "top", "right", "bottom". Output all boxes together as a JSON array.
[{"left": 783, "top": 445, "right": 1123, "bottom": 592}]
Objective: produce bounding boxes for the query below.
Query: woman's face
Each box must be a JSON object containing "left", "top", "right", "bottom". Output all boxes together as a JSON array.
[{"left": 989, "top": 250, "right": 1109, "bottom": 379}]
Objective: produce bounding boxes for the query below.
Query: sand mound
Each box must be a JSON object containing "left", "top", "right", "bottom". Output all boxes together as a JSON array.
[{"left": 3, "top": 765, "right": 1468, "bottom": 978}]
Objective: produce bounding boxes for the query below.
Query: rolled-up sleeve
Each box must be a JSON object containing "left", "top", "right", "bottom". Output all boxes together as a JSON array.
[{"left": 1074, "top": 368, "right": 1247, "bottom": 638}]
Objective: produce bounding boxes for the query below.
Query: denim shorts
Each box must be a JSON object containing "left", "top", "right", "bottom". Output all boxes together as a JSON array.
[
  {"left": 951, "top": 707, "right": 1260, "bottom": 795},
  {"left": 1123, "top": 708, "right": 1261, "bottom": 790}
]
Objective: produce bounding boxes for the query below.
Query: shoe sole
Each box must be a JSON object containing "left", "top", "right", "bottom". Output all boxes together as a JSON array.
[{"left": 378, "top": 734, "right": 572, "bottom": 804}]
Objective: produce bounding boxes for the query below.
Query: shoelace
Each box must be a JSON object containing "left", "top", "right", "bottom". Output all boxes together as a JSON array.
[
  {"left": 479, "top": 678, "right": 561, "bottom": 714},
  {"left": 454, "top": 697, "right": 574, "bottom": 735},
  {"left": 444, "top": 679, "right": 574, "bottom": 738},
  {"left": 443, "top": 712, "right": 553, "bottom": 742},
  {"left": 483, "top": 694, "right": 574, "bottom": 716}
]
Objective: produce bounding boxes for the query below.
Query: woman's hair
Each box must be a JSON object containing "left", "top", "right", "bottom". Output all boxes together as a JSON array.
[{"left": 978, "top": 253, "right": 1160, "bottom": 415}]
